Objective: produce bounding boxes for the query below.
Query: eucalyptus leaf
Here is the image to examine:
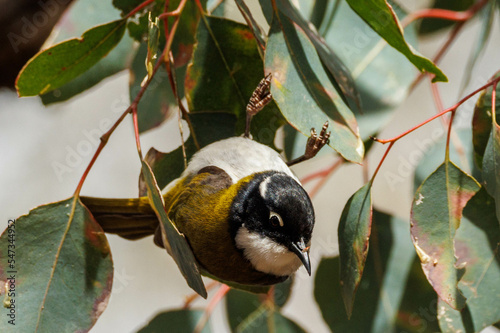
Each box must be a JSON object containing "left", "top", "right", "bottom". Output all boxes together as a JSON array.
[
  {"left": 345, "top": 0, "right": 447, "bottom": 82},
  {"left": 323, "top": 0, "right": 419, "bottom": 139},
  {"left": 16, "top": 19, "right": 127, "bottom": 96},
  {"left": 437, "top": 188, "right": 500, "bottom": 332},
  {"left": 411, "top": 161, "right": 480, "bottom": 310},
  {"left": 315, "top": 211, "right": 414, "bottom": 332},
  {"left": 338, "top": 182, "right": 372, "bottom": 317},
  {"left": 141, "top": 161, "right": 207, "bottom": 298},
  {"left": 472, "top": 80, "right": 500, "bottom": 168},
  {"left": 0, "top": 198, "right": 113, "bottom": 332},
  {"left": 482, "top": 120, "right": 500, "bottom": 223},
  {"left": 186, "top": 15, "right": 284, "bottom": 147},
  {"left": 226, "top": 288, "right": 305, "bottom": 333},
  {"left": 265, "top": 9, "right": 364, "bottom": 163},
  {"left": 40, "top": 0, "right": 134, "bottom": 104},
  {"left": 136, "top": 309, "right": 211, "bottom": 333}
]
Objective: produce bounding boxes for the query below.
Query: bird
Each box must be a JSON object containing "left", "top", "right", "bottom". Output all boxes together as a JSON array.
[{"left": 83, "top": 74, "right": 330, "bottom": 286}]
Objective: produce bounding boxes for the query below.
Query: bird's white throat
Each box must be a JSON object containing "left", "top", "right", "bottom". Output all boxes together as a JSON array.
[{"left": 235, "top": 226, "right": 301, "bottom": 276}]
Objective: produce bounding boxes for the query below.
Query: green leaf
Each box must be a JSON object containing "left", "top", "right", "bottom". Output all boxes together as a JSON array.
[
  {"left": 40, "top": 0, "right": 135, "bottom": 104},
  {"left": 437, "top": 188, "right": 500, "bottom": 332},
  {"left": 345, "top": 0, "right": 447, "bottom": 82},
  {"left": 186, "top": 15, "right": 284, "bottom": 147},
  {"left": 265, "top": 9, "right": 364, "bottom": 163},
  {"left": 140, "top": 160, "right": 207, "bottom": 298},
  {"left": 16, "top": 19, "right": 127, "bottom": 96},
  {"left": 0, "top": 198, "right": 113, "bottom": 332},
  {"left": 482, "top": 119, "right": 500, "bottom": 223},
  {"left": 262, "top": 0, "right": 362, "bottom": 115},
  {"left": 418, "top": 0, "right": 474, "bottom": 35},
  {"left": 136, "top": 309, "right": 211, "bottom": 333},
  {"left": 234, "top": 0, "right": 267, "bottom": 53},
  {"left": 315, "top": 211, "right": 415, "bottom": 332},
  {"left": 472, "top": 71, "right": 500, "bottom": 168},
  {"left": 338, "top": 182, "right": 372, "bottom": 317},
  {"left": 226, "top": 288, "right": 305, "bottom": 333},
  {"left": 411, "top": 161, "right": 480, "bottom": 310},
  {"left": 138, "top": 112, "right": 237, "bottom": 196},
  {"left": 322, "top": 0, "right": 419, "bottom": 140}
]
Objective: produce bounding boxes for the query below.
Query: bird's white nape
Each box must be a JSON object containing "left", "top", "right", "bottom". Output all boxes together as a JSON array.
[{"left": 235, "top": 226, "right": 301, "bottom": 276}]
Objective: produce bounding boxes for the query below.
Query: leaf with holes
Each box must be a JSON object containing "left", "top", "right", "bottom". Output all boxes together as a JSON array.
[
  {"left": 265, "top": 9, "right": 363, "bottom": 163},
  {"left": 345, "top": 0, "right": 447, "bottom": 82},
  {"left": 40, "top": 0, "right": 135, "bottom": 104},
  {"left": 141, "top": 160, "right": 207, "bottom": 298},
  {"left": 338, "top": 182, "right": 372, "bottom": 317},
  {"left": 0, "top": 198, "right": 113, "bottom": 332},
  {"left": 16, "top": 19, "right": 127, "bottom": 96},
  {"left": 136, "top": 309, "right": 211, "bottom": 333},
  {"left": 316, "top": 211, "right": 415, "bottom": 332},
  {"left": 186, "top": 16, "right": 284, "bottom": 147},
  {"left": 437, "top": 188, "right": 500, "bottom": 332},
  {"left": 411, "top": 161, "right": 480, "bottom": 310}
]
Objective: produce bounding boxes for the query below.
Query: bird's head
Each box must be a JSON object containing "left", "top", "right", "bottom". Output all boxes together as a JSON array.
[{"left": 230, "top": 171, "right": 314, "bottom": 277}]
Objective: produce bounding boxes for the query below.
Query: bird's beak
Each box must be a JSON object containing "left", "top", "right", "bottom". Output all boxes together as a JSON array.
[{"left": 290, "top": 239, "right": 311, "bottom": 276}]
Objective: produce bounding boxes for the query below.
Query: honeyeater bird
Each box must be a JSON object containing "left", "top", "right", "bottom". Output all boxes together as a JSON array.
[{"left": 83, "top": 74, "right": 330, "bottom": 286}]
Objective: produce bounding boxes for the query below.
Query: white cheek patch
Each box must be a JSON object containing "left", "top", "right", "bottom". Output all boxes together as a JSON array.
[
  {"left": 235, "top": 226, "right": 301, "bottom": 276},
  {"left": 259, "top": 176, "right": 272, "bottom": 199}
]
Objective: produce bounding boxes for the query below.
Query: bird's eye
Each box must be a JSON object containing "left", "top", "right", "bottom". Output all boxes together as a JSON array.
[{"left": 269, "top": 211, "right": 283, "bottom": 227}]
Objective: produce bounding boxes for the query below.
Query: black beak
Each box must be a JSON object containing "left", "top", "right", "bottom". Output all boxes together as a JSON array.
[{"left": 290, "top": 240, "right": 311, "bottom": 276}]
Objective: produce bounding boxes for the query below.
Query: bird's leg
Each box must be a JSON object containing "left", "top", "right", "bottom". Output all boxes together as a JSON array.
[
  {"left": 287, "top": 121, "right": 331, "bottom": 166},
  {"left": 245, "top": 73, "right": 273, "bottom": 138}
]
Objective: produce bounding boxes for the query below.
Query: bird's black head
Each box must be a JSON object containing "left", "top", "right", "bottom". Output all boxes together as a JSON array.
[{"left": 230, "top": 171, "right": 315, "bottom": 277}]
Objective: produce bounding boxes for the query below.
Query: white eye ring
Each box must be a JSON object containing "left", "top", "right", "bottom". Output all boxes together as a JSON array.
[{"left": 269, "top": 211, "right": 284, "bottom": 227}]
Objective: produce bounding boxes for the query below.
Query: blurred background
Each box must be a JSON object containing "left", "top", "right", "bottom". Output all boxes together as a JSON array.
[{"left": 1, "top": 0, "right": 499, "bottom": 332}]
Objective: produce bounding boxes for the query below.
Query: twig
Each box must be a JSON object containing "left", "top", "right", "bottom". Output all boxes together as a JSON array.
[
  {"left": 304, "top": 159, "right": 344, "bottom": 198},
  {"left": 193, "top": 284, "right": 231, "bottom": 333},
  {"left": 372, "top": 76, "right": 500, "bottom": 145},
  {"left": 74, "top": 47, "right": 167, "bottom": 197},
  {"left": 125, "top": 0, "right": 156, "bottom": 19}
]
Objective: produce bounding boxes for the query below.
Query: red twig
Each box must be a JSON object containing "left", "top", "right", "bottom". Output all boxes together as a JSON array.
[
  {"left": 373, "top": 76, "right": 500, "bottom": 145},
  {"left": 305, "top": 159, "right": 344, "bottom": 198},
  {"left": 125, "top": 0, "right": 156, "bottom": 18},
  {"left": 493, "top": 81, "right": 498, "bottom": 124},
  {"left": 370, "top": 142, "right": 395, "bottom": 183},
  {"left": 74, "top": 47, "right": 167, "bottom": 197},
  {"left": 402, "top": 0, "right": 488, "bottom": 26},
  {"left": 193, "top": 284, "right": 231, "bottom": 333},
  {"left": 445, "top": 110, "right": 456, "bottom": 161}
]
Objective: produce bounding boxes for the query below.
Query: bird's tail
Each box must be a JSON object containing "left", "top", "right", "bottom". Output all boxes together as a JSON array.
[{"left": 80, "top": 196, "right": 158, "bottom": 240}]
